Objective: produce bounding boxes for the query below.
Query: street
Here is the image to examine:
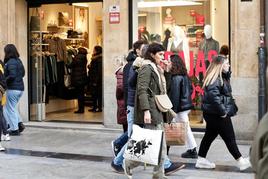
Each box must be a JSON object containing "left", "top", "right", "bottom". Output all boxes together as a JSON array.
[{"left": 0, "top": 123, "right": 254, "bottom": 179}]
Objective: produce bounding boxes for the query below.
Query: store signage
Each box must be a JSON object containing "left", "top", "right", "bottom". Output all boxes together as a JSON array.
[{"left": 109, "top": 5, "right": 120, "bottom": 24}]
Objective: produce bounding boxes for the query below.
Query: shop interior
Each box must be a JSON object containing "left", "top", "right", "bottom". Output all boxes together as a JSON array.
[
  {"left": 29, "top": 2, "right": 103, "bottom": 123},
  {"left": 135, "top": 0, "right": 228, "bottom": 128}
]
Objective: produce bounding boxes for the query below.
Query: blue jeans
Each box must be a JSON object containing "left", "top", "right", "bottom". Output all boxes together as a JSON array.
[
  {"left": 3, "top": 90, "right": 23, "bottom": 131},
  {"left": 114, "top": 131, "right": 128, "bottom": 148},
  {"left": 114, "top": 143, "right": 172, "bottom": 168},
  {"left": 127, "top": 106, "right": 134, "bottom": 137}
]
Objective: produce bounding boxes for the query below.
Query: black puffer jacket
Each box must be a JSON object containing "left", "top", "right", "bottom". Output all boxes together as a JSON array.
[
  {"left": 68, "top": 52, "right": 87, "bottom": 87},
  {"left": 169, "top": 75, "right": 193, "bottom": 113},
  {"left": 4, "top": 58, "right": 25, "bottom": 91},
  {"left": 202, "top": 73, "right": 238, "bottom": 117}
]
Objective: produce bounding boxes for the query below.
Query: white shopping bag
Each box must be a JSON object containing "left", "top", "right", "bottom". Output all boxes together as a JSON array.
[{"left": 123, "top": 124, "right": 163, "bottom": 166}]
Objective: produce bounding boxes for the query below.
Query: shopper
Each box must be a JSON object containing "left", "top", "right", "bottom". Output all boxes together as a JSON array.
[
  {"left": 123, "top": 43, "right": 184, "bottom": 178},
  {"left": 250, "top": 112, "right": 268, "bottom": 179},
  {"left": 88, "top": 46, "right": 102, "bottom": 112},
  {"left": 3, "top": 44, "right": 25, "bottom": 136},
  {"left": 168, "top": 54, "right": 197, "bottom": 158},
  {"left": 111, "top": 41, "right": 146, "bottom": 172},
  {"left": 67, "top": 47, "right": 88, "bottom": 113},
  {"left": 195, "top": 55, "right": 251, "bottom": 171}
]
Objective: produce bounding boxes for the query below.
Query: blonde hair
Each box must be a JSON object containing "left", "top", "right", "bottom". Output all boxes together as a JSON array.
[{"left": 202, "top": 55, "right": 227, "bottom": 88}]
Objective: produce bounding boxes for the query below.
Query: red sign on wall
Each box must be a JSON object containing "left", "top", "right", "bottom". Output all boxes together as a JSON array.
[{"left": 109, "top": 5, "right": 120, "bottom": 24}]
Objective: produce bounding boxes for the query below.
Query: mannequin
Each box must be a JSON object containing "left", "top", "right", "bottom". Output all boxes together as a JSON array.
[
  {"left": 199, "top": 24, "right": 219, "bottom": 67},
  {"left": 167, "top": 25, "right": 190, "bottom": 72},
  {"left": 163, "top": 8, "right": 176, "bottom": 31}
]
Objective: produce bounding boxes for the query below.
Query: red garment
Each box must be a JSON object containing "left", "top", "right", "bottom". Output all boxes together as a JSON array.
[{"left": 115, "top": 67, "right": 127, "bottom": 125}]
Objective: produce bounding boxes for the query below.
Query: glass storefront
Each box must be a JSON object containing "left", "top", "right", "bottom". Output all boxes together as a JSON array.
[
  {"left": 28, "top": 2, "right": 103, "bottom": 122},
  {"left": 132, "top": 0, "right": 229, "bottom": 129}
]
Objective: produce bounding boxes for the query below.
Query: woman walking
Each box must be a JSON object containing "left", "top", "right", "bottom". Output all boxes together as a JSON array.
[
  {"left": 124, "top": 43, "right": 183, "bottom": 179},
  {"left": 195, "top": 55, "right": 251, "bottom": 171},
  {"left": 168, "top": 54, "right": 197, "bottom": 158},
  {"left": 3, "top": 44, "right": 25, "bottom": 136}
]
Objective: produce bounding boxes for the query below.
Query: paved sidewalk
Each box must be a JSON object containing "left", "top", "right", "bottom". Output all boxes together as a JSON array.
[{"left": 0, "top": 125, "right": 254, "bottom": 179}]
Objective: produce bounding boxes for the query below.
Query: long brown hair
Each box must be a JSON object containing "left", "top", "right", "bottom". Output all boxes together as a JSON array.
[{"left": 169, "top": 54, "right": 187, "bottom": 76}]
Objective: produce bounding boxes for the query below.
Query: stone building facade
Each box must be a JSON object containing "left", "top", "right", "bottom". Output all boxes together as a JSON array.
[{"left": 0, "top": 0, "right": 264, "bottom": 140}]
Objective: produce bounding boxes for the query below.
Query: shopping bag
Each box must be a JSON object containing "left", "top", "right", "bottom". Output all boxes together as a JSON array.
[
  {"left": 164, "top": 122, "right": 187, "bottom": 146},
  {"left": 123, "top": 124, "right": 163, "bottom": 166}
]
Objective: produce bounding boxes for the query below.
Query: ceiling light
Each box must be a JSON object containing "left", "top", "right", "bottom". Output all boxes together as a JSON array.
[{"left": 138, "top": 1, "right": 202, "bottom": 8}]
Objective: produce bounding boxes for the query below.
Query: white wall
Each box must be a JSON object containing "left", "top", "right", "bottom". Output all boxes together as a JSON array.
[
  {"left": 211, "top": 0, "right": 229, "bottom": 47},
  {"left": 88, "top": 2, "right": 103, "bottom": 55}
]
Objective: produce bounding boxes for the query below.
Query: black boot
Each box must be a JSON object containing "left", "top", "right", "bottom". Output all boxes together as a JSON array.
[
  {"left": 74, "top": 109, "right": 84, "bottom": 113},
  {"left": 167, "top": 145, "right": 170, "bottom": 155},
  {"left": 181, "top": 148, "right": 198, "bottom": 159},
  {"left": 18, "top": 122, "right": 25, "bottom": 133}
]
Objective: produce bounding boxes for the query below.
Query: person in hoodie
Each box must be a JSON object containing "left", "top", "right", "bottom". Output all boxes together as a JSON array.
[{"left": 111, "top": 40, "right": 147, "bottom": 173}]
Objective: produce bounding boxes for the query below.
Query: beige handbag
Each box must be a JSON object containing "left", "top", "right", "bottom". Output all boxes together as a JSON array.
[
  {"left": 155, "top": 94, "right": 173, "bottom": 112},
  {"left": 164, "top": 122, "right": 187, "bottom": 146}
]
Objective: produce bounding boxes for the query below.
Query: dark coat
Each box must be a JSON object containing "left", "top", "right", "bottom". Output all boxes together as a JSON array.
[
  {"left": 68, "top": 53, "right": 87, "bottom": 87},
  {"left": 88, "top": 54, "right": 102, "bottom": 89},
  {"left": 115, "top": 67, "right": 127, "bottom": 125},
  {"left": 134, "top": 64, "right": 164, "bottom": 125},
  {"left": 202, "top": 73, "right": 238, "bottom": 117},
  {"left": 127, "top": 66, "right": 138, "bottom": 107},
  {"left": 123, "top": 51, "right": 137, "bottom": 109},
  {"left": 4, "top": 58, "right": 25, "bottom": 91},
  {"left": 169, "top": 75, "right": 193, "bottom": 113}
]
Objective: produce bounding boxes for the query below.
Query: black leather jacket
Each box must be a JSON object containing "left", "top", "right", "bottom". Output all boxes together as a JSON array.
[
  {"left": 169, "top": 75, "right": 193, "bottom": 113},
  {"left": 202, "top": 72, "right": 238, "bottom": 117}
]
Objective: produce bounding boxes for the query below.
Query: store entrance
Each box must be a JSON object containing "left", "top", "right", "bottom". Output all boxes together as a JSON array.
[{"left": 28, "top": 2, "right": 103, "bottom": 123}]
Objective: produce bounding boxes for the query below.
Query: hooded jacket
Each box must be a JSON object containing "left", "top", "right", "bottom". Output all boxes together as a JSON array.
[{"left": 123, "top": 51, "right": 137, "bottom": 109}]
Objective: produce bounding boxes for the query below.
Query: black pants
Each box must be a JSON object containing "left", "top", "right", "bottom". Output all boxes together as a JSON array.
[
  {"left": 76, "top": 85, "right": 85, "bottom": 111},
  {"left": 198, "top": 113, "right": 242, "bottom": 160},
  {"left": 92, "top": 87, "right": 102, "bottom": 110}
]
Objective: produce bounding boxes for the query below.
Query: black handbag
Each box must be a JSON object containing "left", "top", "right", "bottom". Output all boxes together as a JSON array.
[{"left": 30, "top": 8, "right": 40, "bottom": 31}]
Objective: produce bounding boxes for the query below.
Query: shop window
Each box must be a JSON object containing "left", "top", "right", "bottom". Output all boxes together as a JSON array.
[{"left": 133, "top": 0, "right": 229, "bottom": 129}]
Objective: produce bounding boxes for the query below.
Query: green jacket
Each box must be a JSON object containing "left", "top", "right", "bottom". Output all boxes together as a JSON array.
[
  {"left": 134, "top": 64, "right": 164, "bottom": 125},
  {"left": 250, "top": 113, "right": 268, "bottom": 179}
]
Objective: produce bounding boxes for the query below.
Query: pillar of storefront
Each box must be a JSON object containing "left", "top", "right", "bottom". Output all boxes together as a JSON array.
[
  {"left": 0, "top": 0, "right": 28, "bottom": 122},
  {"left": 103, "top": 0, "right": 129, "bottom": 128},
  {"left": 230, "top": 0, "right": 260, "bottom": 140}
]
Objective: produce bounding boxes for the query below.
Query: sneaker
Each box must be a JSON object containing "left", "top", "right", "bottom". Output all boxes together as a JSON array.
[
  {"left": 195, "top": 157, "right": 216, "bottom": 169},
  {"left": 0, "top": 143, "right": 5, "bottom": 151},
  {"left": 18, "top": 122, "right": 25, "bottom": 133},
  {"left": 237, "top": 157, "right": 251, "bottom": 171},
  {"left": 122, "top": 159, "right": 132, "bottom": 179},
  {"left": 164, "top": 162, "right": 185, "bottom": 176},
  {"left": 9, "top": 130, "right": 20, "bottom": 136},
  {"left": 181, "top": 148, "right": 198, "bottom": 159},
  {"left": 111, "top": 161, "right": 124, "bottom": 174},
  {"left": 1, "top": 134, "right": 10, "bottom": 141},
  {"left": 111, "top": 140, "right": 121, "bottom": 157}
]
